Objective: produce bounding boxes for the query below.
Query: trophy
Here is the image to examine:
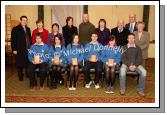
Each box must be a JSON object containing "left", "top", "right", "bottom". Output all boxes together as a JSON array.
[
  {"left": 90, "top": 55, "right": 97, "bottom": 62},
  {"left": 54, "top": 56, "right": 60, "bottom": 65},
  {"left": 72, "top": 58, "right": 78, "bottom": 66},
  {"left": 34, "top": 55, "right": 40, "bottom": 64},
  {"left": 108, "top": 59, "right": 114, "bottom": 67}
]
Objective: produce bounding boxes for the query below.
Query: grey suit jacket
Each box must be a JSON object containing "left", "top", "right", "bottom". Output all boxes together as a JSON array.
[{"left": 134, "top": 31, "right": 150, "bottom": 59}]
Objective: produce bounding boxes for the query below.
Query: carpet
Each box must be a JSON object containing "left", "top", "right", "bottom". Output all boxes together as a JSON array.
[{"left": 5, "top": 58, "right": 155, "bottom": 103}]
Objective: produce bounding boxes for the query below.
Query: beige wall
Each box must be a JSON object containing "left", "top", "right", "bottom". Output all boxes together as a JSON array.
[
  {"left": 5, "top": 5, "right": 155, "bottom": 57},
  {"left": 148, "top": 5, "right": 155, "bottom": 41},
  {"left": 88, "top": 5, "right": 143, "bottom": 29},
  {"left": 5, "top": 5, "right": 52, "bottom": 33},
  {"left": 89, "top": 5, "right": 155, "bottom": 58},
  {"left": 44, "top": 5, "right": 52, "bottom": 32},
  {"left": 5, "top": 5, "right": 38, "bottom": 31}
]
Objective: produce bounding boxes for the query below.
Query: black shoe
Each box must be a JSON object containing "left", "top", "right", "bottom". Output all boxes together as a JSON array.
[
  {"left": 50, "top": 82, "right": 57, "bottom": 89},
  {"left": 18, "top": 76, "right": 23, "bottom": 81}
]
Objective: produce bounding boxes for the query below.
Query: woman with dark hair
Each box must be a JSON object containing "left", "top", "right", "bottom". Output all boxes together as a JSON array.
[
  {"left": 47, "top": 23, "right": 65, "bottom": 47},
  {"left": 95, "top": 19, "right": 110, "bottom": 46},
  {"left": 31, "top": 19, "right": 49, "bottom": 44},
  {"left": 66, "top": 34, "right": 84, "bottom": 90},
  {"left": 62, "top": 16, "right": 78, "bottom": 47},
  {"left": 49, "top": 35, "right": 66, "bottom": 88},
  {"left": 101, "top": 35, "right": 121, "bottom": 93}
]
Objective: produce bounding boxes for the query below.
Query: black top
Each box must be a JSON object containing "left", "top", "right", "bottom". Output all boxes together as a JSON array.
[
  {"left": 125, "top": 22, "right": 137, "bottom": 32},
  {"left": 111, "top": 27, "right": 130, "bottom": 46},
  {"left": 62, "top": 25, "right": 78, "bottom": 47}
]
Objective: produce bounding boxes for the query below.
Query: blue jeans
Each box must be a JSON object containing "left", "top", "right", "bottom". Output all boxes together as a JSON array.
[{"left": 119, "top": 64, "right": 147, "bottom": 92}]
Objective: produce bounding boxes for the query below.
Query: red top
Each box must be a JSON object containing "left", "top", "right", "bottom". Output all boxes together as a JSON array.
[{"left": 31, "top": 28, "right": 49, "bottom": 44}]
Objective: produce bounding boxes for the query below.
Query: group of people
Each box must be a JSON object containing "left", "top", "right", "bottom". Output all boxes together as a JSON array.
[{"left": 11, "top": 13, "right": 150, "bottom": 97}]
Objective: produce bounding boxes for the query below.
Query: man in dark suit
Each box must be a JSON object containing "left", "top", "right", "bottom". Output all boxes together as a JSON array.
[
  {"left": 125, "top": 14, "right": 137, "bottom": 33},
  {"left": 111, "top": 19, "right": 130, "bottom": 46},
  {"left": 11, "top": 16, "right": 31, "bottom": 81}
]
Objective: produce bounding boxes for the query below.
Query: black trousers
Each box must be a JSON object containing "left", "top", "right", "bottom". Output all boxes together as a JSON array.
[
  {"left": 51, "top": 65, "right": 62, "bottom": 85},
  {"left": 83, "top": 61, "right": 103, "bottom": 84},
  {"left": 17, "top": 67, "right": 29, "bottom": 81},
  {"left": 28, "top": 62, "right": 47, "bottom": 88}
]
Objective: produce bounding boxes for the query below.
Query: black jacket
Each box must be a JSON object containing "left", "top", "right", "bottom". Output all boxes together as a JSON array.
[
  {"left": 62, "top": 25, "right": 78, "bottom": 47},
  {"left": 111, "top": 27, "right": 130, "bottom": 46},
  {"left": 125, "top": 22, "right": 137, "bottom": 32},
  {"left": 11, "top": 24, "right": 31, "bottom": 68}
]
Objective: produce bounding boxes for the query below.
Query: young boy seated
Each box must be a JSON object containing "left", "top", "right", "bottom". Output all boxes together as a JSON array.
[
  {"left": 84, "top": 31, "right": 103, "bottom": 89},
  {"left": 119, "top": 33, "right": 147, "bottom": 97},
  {"left": 28, "top": 33, "right": 50, "bottom": 91}
]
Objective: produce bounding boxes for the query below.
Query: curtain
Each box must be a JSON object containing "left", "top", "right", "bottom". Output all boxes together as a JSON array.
[{"left": 51, "top": 5, "right": 83, "bottom": 33}]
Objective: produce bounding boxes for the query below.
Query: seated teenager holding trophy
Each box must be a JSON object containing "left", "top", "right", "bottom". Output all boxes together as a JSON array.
[
  {"left": 84, "top": 31, "right": 103, "bottom": 89},
  {"left": 28, "top": 33, "right": 50, "bottom": 91},
  {"left": 101, "top": 35, "right": 121, "bottom": 94},
  {"left": 66, "top": 34, "right": 84, "bottom": 90},
  {"left": 49, "top": 34, "right": 66, "bottom": 88}
]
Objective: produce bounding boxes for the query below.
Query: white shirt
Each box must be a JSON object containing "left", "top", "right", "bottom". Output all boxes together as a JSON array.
[
  {"left": 34, "top": 42, "right": 44, "bottom": 46},
  {"left": 118, "top": 28, "right": 123, "bottom": 33},
  {"left": 55, "top": 44, "right": 61, "bottom": 48},
  {"left": 127, "top": 43, "right": 136, "bottom": 48}
]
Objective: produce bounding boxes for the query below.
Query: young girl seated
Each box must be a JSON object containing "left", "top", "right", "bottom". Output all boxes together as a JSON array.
[
  {"left": 28, "top": 33, "right": 50, "bottom": 91},
  {"left": 66, "top": 34, "right": 84, "bottom": 90},
  {"left": 49, "top": 35, "right": 66, "bottom": 88},
  {"left": 101, "top": 35, "right": 121, "bottom": 93}
]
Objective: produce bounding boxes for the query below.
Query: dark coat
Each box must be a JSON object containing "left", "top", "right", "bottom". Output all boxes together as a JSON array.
[
  {"left": 62, "top": 25, "right": 78, "bottom": 47},
  {"left": 11, "top": 24, "right": 31, "bottom": 68},
  {"left": 111, "top": 27, "right": 130, "bottom": 46}
]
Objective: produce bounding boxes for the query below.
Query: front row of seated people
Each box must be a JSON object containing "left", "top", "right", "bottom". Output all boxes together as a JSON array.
[{"left": 28, "top": 32, "right": 146, "bottom": 97}]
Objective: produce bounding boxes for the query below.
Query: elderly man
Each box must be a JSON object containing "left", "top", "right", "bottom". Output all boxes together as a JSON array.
[
  {"left": 111, "top": 19, "right": 130, "bottom": 46},
  {"left": 125, "top": 14, "right": 137, "bottom": 33},
  {"left": 79, "top": 13, "right": 95, "bottom": 45}
]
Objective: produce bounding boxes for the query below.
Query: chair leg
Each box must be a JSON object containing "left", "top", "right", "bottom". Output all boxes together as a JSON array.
[
  {"left": 137, "top": 75, "right": 139, "bottom": 84},
  {"left": 64, "top": 71, "right": 69, "bottom": 88}
]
